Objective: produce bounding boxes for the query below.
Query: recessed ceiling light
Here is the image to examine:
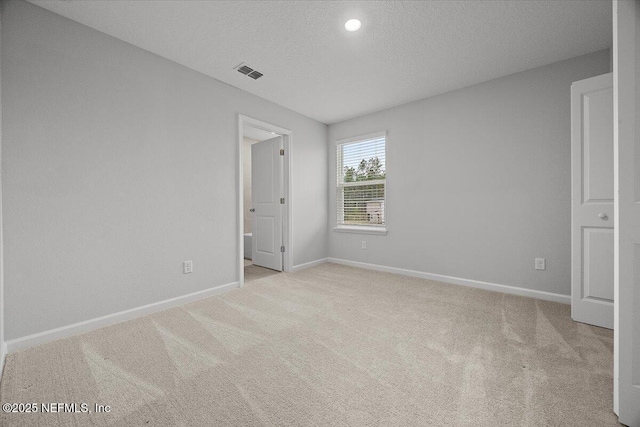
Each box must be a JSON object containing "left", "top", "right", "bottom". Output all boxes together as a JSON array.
[{"left": 345, "top": 19, "right": 361, "bottom": 32}]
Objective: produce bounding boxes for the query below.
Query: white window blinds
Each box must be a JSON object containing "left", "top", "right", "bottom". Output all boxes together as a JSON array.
[{"left": 336, "top": 132, "right": 386, "bottom": 228}]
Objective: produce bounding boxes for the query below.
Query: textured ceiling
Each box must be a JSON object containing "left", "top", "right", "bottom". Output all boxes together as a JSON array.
[{"left": 30, "top": 0, "right": 612, "bottom": 124}]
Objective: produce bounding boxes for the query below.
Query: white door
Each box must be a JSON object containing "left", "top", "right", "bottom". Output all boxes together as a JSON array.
[
  {"left": 251, "top": 136, "right": 283, "bottom": 271},
  {"left": 571, "top": 73, "right": 614, "bottom": 329}
]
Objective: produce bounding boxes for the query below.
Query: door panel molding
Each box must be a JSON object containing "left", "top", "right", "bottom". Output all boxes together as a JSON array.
[
  {"left": 582, "top": 88, "right": 615, "bottom": 204},
  {"left": 251, "top": 136, "right": 283, "bottom": 271},
  {"left": 582, "top": 227, "right": 615, "bottom": 301},
  {"left": 571, "top": 72, "right": 614, "bottom": 330}
]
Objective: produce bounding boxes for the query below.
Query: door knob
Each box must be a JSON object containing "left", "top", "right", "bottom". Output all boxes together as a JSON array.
[
  {"left": 598, "top": 213, "right": 608, "bottom": 220},
  {"left": 250, "top": 208, "right": 255, "bottom": 213}
]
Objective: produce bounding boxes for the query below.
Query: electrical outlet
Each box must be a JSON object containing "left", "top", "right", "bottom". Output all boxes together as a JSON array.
[
  {"left": 183, "top": 260, "right": 193, "bottom": 274},
  {"left": 535, "top": 258, "right": 546, "bottom": 271},
  {"left": 361, "top": 241, "right": 367, "bottom": 250}
]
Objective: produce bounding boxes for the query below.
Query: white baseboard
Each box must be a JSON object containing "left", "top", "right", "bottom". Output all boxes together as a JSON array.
[
  {"left": 6, "top": 281, "right": 240, "bottom": 354},
  {"left": 327, "top": 258, "right": 570, "bottom": 305},
  {"left": 291, "top": 258, "right": 328, "bottom": 272}
]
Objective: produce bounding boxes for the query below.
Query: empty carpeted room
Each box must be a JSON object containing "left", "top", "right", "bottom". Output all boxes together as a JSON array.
[{"left": 0, "top": 0, "right": 639, "bottom": 426}]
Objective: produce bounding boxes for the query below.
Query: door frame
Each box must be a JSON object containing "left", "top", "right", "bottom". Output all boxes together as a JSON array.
[
  {"left": 237, "top": 114, "right": 292, "bottom": 286},
  {"left": 613, "top": 0, "right": 640, "bottom": 423}
]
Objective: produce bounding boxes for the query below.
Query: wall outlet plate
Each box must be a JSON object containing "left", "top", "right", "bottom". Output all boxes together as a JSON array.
[
  {"left": 535, "top": 258, "right": 546, "bottom": 271},
  {"left": 184, "top": 260, "right": 193, "bottom": 274},
  {"left": 361, "top": 241, "right": 367, "bottom": 250}
]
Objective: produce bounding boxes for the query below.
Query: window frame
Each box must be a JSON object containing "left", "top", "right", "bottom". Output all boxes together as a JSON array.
[{"left": 334, "top": 131, "right": 388, "bottom": 235}]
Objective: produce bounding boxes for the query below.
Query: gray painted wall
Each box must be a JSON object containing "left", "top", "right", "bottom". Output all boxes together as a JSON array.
[
  {"left": 328, "top": 50, "right": 611, "bottom": 297},
  {"left": 2, "top": 0, "right": 328, "bottom": 340}
]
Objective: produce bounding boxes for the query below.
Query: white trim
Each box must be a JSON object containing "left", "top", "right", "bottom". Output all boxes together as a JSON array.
[
  {"left": 238, "top": 115, "right": 293, "bottom": 289},
  {"left": 333, "top": 226, "right": 388, "bottom": 235},
  {"left": 238, "top": 116, "right": 244, "bottom": 287},
  {"left": 327, "top": 258, "right": 570, "bottom": 304},
  {"left": 241, "top": 116, "right": 290, "bottom": 137},
  {"left": 5, "top": 281, "right": 239, "bottom": 354},
  {"left": 0, "top": 12, "right": 4, "bottom": 383},
  {"left": 291, "top": 258, "right": 328, "bottom": 272},
  {"left": 335, "top": 130, "right": 387, "bottom": 146},
  {"left": 613, "top": 1, "right": 640, "bottom": 422},
  {"left": 335, "top": 131, "right": 387, "bottom": 230}
]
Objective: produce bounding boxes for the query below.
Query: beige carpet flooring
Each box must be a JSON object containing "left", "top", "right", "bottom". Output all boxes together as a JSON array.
[
  {"left": 0, "top": 263, "right": 619, "bottom": 426},
  {"left": 244, "top": 260, "right": 281, "bottom": 283}
]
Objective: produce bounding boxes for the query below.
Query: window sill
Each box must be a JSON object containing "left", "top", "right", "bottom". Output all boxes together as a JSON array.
[{"left": 333, "top": 226, "right": 388, "bottom": 235}]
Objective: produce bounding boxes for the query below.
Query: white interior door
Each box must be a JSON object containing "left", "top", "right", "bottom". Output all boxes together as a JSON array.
[
  {"left": 251, "top": 136, "right": 283, "bottom": 271},
  {"left": 571, "top": 73, "right": 614, "bottom": 329}
]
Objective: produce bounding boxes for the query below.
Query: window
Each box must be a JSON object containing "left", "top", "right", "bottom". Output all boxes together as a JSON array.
[{"left": 335, "top": 132, "right": 387, "bottom": 233}]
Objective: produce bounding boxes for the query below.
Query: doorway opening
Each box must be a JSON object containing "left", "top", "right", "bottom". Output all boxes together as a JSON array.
[{"left": 238, "top": 115, "right": 292, "bottom": 286}]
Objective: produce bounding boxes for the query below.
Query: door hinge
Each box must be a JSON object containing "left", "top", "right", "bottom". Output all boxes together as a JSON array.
[
  {"left": 280, "top": 197, "right": 285, "bottom": 204},
  {"left": 280, "top": 149, "right": 285, "bottom": 156},
  {"left": 280, "top": 246, "right": 285, "bottom": 253}
]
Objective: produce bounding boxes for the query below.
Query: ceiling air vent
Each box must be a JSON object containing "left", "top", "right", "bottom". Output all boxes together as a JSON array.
[
  {"left": 234, "top": 63, "right": 263, "bottom": 80},
  {"left": 237, "top": 65, "right": 253, "bottom": 75}
]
